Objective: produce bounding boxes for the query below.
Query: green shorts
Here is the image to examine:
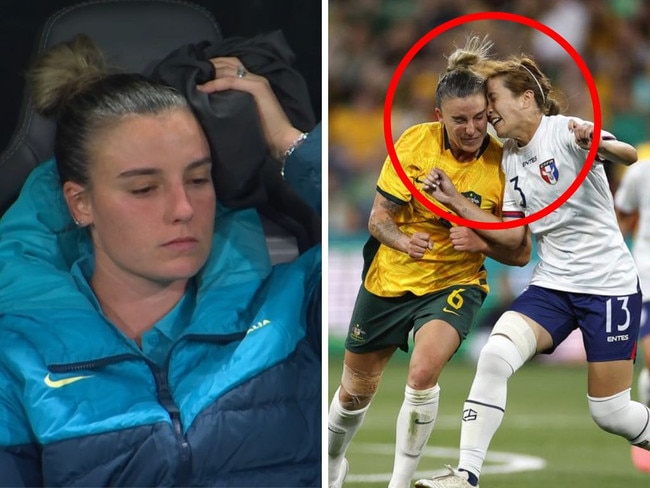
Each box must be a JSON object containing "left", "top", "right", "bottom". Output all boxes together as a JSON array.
[{"left": 345, "top": 284, "right": 487, "bottom": 354}]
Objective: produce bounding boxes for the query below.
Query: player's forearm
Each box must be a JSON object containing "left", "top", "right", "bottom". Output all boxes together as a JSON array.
[
  {"left": 446, "top": 195, "right": 524, "bottom": 249},
  {"left": 483, "top": 230, "right": 532, "bottom": 267},
  {"left": 598, "top": 139, "right": 638, "bottom": 166},
  {"left": 446, "top": 194, "right": 499, "bottom": 223},
  {"left": 368, "top": 213, "right": 409, "bottom": 253}
]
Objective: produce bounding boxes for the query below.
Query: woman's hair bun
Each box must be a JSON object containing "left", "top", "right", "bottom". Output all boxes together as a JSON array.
[{"left": 28, "top": 34, "right": 108, "bottom": 117}]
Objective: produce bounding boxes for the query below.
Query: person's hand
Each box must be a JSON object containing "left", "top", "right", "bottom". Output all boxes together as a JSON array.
[
  {"left": 568, "top": 119, "right": 594, "bottom": 150},
  {"left": 422, "top": 168, "right": 460, "bottom": 205},
  {"left": 449, "top": 226, "right": 489, "bottom": 253},
  {"left": 407, "top": 232, "right": 433, "bottom": 259},
  {"left": 197, "top": 56, "right": 303, "bottom": 159}
]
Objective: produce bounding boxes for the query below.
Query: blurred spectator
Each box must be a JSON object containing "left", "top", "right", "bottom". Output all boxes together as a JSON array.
[{"left": 531, "top": 0, "right": 590, "bottom": 69}]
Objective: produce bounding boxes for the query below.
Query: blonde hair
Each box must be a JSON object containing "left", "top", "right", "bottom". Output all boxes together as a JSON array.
[
  {"left": 27, "top": 34, "right": 109, "bottom": 118},
  {"left": 446, "top": 35, "right": 494, "bottom": 72},
  {"left": 435, "top": 35, "right": 493, "bottom": 108},
  {"left": 27, "top": 34, "right": 189, "bottom": 185}
]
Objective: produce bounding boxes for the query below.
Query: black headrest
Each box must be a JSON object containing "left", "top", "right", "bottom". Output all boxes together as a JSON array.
[{"left": 0, "top": 0, "right": 222, "bottom": 218}]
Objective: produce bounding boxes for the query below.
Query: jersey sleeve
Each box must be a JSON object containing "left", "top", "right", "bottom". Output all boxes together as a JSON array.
[
  {"left": 376, "top": 125, "right": 424, "bottom": 204},
  {"left": 500, "top": 141, "right": 525, "bottom": 219},
  {"left": 562, "top": 116, "right": 590, "bottom": 164},
  {"left": 502, "top": 178, "right": 525, "bottom": 219},
  {"left": 563, "top": 116, "right": 616, "bottom": 165}
]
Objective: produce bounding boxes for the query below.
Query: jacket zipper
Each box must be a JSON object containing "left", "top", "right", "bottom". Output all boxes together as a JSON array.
[
  {"left": 49, "top": 354, "right": 193, "bottom": 482},
  {"left": 149, "top": 364, "right": 192, "bottom": 483}
]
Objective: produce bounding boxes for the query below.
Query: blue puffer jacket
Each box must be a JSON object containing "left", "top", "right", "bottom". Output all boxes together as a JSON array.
[{"left": 0, "top": 127, "right": 322, "bottom": 486}]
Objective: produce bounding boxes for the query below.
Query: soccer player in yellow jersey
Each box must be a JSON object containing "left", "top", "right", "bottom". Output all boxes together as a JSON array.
[{"left": 328, "top": 37, "right": 532, "bottom": 488}]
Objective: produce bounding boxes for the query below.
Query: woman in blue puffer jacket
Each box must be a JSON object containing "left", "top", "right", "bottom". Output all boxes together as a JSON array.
[{"left": 0, "top": 34, "right": 321, "bottom": 487}]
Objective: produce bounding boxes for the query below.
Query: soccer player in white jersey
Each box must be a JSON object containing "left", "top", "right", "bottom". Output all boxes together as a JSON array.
[
  {"left": 413, "top": 53, "right": 650, "bottom": 488},
  {"left": 615, "top": 157, "right": 650, "bottom": 472}
]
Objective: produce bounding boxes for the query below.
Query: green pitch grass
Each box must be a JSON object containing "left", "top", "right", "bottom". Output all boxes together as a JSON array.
[{"left": 328, "top": 349, "right": 649, "bottom": 487}]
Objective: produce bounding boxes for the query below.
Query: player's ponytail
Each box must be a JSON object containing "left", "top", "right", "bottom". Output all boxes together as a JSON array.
[
  {"left": 446, "top": 35, "right": 493, "bottom": 72},
  {"left": 435, "top": 35, "right": 493, "bottom": 108}
]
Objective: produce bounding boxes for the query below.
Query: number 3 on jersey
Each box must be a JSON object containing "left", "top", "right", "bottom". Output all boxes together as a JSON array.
[{"left": 510, "top": 176, "right": 527, "bottom": 208}]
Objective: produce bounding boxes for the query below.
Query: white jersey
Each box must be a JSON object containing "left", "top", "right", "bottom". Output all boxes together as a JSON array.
[
  {"left": 501, "top": 115, "right": 638, "bottom": 295},
  {"left": 615, "top": 159, "right": 650, "bottom": 301}
]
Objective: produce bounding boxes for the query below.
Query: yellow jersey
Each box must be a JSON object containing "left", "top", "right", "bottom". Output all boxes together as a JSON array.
[{"left": 364, "top": 122, "right": 504, "bottom": 297}]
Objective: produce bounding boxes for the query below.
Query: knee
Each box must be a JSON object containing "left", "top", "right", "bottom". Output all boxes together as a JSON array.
[
  {"left": 473, "top": 312, "right": 538, "bottom": 379},
  {"left": 339, "top": 364, "right": 382, "bottom": 410},
  {"left": 407, "top": 361, "right": 441, "bottom": 390},
  {"left": 476, "top": 335, "right": 519, "bottom": 379},
  {"left": 490, "top": 311, "right": 538, "bottom": 362},
  {"left": 588, "top": 389, "right": 633, "bottom": 435}
]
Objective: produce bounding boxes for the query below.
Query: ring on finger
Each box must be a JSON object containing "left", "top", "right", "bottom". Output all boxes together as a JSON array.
[{"left": 236, "top": 65, "right": 247, "bottom": 78}]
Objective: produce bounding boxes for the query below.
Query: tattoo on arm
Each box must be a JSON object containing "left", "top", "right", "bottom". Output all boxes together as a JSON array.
[{"left": 369, "top": 199, "right": 406, "bottom": 250}]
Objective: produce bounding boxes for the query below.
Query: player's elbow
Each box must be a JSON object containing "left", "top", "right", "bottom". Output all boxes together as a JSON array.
[
  {"left": 510, "top": 231, "right": 532, "bottom": 266},
  {"left": 625, "top": 151, "right": 638, "bottom": 166},
  {"left": 620, "top": 146, "right": 638, "bottom": 166},
  {"left": 512, "top": 251, "right": 531, "bottom": 267}
]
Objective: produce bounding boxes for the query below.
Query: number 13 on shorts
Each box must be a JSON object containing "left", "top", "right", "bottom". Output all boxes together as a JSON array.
[{"left": 593, "top": 291, "right": 642, "bottom": 360}]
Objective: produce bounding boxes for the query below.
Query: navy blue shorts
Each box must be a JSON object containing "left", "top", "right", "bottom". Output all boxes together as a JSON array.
[
  {"left": 509, "top": 285, "right": 641, "bottom": 362},
  {"left": 640, "top": 301, "right": 650, "bottom": 341}
]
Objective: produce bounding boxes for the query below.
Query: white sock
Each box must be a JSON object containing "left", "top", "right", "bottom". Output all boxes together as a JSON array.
[
  {"left": 638, "top": 368, "right": 650, "bottom": 407},
  {"left": 458, "top": 335, "right": 527, "bottom": 478},
  {"left": 328, "top": 387, "right": 370, "bottom": 482},
  {"left": 388, "top": 384, "right": 440, "bottom": 488}
]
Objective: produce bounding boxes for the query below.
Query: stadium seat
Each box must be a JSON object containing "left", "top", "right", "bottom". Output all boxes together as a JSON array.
[{"left": 0, "top": 0, "right": 304, "bottom": 264}]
